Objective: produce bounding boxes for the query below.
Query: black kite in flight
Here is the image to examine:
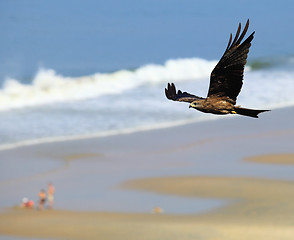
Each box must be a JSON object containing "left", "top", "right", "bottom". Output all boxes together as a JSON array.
[{"left": 165, "top": 19, "right": 270, "bottom": 118}]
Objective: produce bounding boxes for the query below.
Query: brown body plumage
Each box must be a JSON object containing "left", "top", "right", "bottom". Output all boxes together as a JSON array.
[{"left": 165, "top": 19, "right": 270, "bottom": 118}]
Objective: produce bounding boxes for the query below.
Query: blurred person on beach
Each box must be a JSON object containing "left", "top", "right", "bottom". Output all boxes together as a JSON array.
[
  {"left": 152, "top": 206, "right": 163, "bottom": 214},
  {"left": 47, "top": 182, "right": 55, "bottom": 209},
  {"left": 21, "top": 197, "right": 34, "bottom": 209},
  {"left": 38, "top": 189, "right": 46, "bottom": 210}
]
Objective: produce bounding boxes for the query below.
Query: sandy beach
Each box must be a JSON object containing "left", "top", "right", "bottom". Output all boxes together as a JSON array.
[{"left": 0, "top": 106, "right": 294, "bottom": 239}]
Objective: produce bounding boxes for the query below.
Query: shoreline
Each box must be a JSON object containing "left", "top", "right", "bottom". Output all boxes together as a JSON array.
[
  {"left": 0, "top": 104, "right": 291, "bottom": 153},
  {"left": 0, "top": 114, "right": 222, "bottom": 152}
]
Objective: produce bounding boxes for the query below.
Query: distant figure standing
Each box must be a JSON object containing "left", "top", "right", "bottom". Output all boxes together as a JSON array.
[
  {"left": 47, "top": 183, "right": 55, "bottom": 209},
  {"left": 38, "top": 189, "right": 46, "bottom": 210}
]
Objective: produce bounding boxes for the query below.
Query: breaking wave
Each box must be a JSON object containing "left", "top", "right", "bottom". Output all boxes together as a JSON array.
[{"left": 0, "top": 58, "right": 217, "bottom": 111}]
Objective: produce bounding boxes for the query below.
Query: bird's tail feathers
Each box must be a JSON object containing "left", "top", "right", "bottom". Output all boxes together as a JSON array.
[{"left": 234, "top": 107, "right": 270, "bottom": 118}]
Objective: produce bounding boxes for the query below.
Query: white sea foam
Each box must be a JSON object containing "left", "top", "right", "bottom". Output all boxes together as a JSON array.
[
  {"left": 0, "top": 58, "right": 217, "bottom": 111},
  {"left": 238, "top": 69, "right": 294, "bottom": 109}
]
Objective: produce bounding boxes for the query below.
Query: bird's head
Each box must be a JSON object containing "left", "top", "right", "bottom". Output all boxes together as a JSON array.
[{"left": 189, "top": 102, "right": 198, "bottom": 109}]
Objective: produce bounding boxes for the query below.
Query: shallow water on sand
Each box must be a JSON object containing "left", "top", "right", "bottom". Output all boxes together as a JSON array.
[{"left": 0, "top": 108, "right": 293, "bottom": 215}]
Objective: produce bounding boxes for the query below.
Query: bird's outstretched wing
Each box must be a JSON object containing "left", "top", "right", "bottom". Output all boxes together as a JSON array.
[
  {"left": 207, "top": 19, "right": 254, "bottom": 104},
  {"left": 165, "top": 83, "right": 203, "bottom": 103}
]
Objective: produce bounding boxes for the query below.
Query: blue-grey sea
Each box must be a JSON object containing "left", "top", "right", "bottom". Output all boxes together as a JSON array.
[{"left": 0, "top": 0, "right": 294, "bottom": 149}]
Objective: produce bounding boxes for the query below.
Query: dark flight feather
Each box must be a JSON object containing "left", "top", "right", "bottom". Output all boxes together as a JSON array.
[
  {"left": 207, "top": 19, "right": 254, "bottom": 104},
  {"left": 165, "top": 83, "right": 203, "bottom": 103}
]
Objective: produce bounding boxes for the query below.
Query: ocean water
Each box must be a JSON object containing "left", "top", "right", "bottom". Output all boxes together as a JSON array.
[
  {"left": 0, "top": 0, "right": 294, "bottom": 150},
  {"left": 0, "top": 57, "right": 294, "bottom": 150}
]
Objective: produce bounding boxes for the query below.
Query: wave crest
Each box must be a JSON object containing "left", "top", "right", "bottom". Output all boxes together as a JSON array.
[{"left": 0, "top": 58, "right": 217, "bottom": 111}]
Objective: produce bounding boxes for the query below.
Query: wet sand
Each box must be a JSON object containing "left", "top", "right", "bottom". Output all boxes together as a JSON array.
[
  {"left": 123, "top": 176, "right": 294, "bottom": 224},
  {"left": 0, "top": 107, "right": 294, "bottom": 239},
  {"left": 1, "top": 174, "right": 294, "bottom": 240},
  {"left": 245, "top": 154, "right": 294, "bottom": 165}
]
